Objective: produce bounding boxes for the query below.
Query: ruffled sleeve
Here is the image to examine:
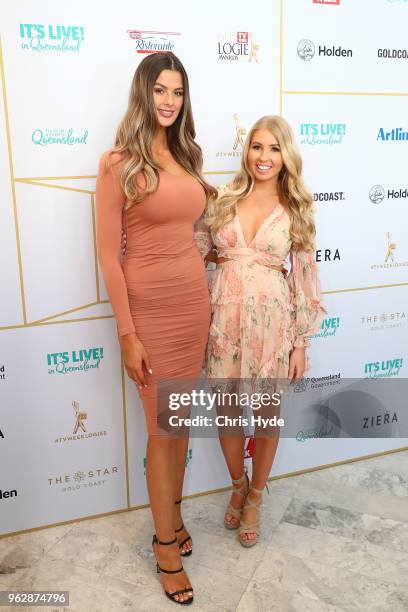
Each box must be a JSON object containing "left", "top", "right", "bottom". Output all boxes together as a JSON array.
[
  {"left": 194, "top": 216, "right": 214, "bottom": 260},
  {"left": 287, "top": 249, "right": 327, "bottom": 348}
]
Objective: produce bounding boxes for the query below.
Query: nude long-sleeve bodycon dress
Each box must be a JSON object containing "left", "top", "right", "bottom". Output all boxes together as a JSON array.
[{"left": 96, "top": 153, "right": 211, "bottom": 434}]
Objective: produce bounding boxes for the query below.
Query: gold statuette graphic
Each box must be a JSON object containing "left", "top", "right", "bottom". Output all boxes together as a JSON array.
[
  {"left": 233, "top": 114, "right": 247, "bottom": 150},
  {"left": 385, "top": 231, "right": 397, "bottom": 263},
  {"left": 248, "top": 32, "right": 259, "bottom": 63},
  {"left": 72, "top": 400, "right": 87, "bottom": 434}
]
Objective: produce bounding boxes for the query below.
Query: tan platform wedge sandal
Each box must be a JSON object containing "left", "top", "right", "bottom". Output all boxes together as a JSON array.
[
  {"left": 238, "top": 484, "right": 265, "bottom": 547},
  {"left": 224, "top": 466, "right": 249, "bottom": 530}
]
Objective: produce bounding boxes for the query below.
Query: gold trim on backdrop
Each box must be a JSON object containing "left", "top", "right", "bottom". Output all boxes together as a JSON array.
[
  {"left": 283, "top": 90, "right": 408, "bottom": 97},
  {"left": 15, "top": 178, "right": 94, "bottom": 195},
  {"left": 1, "top": 445, "right": 407, "bottom": 540},
  {"left": 29, "top": 301, "right": 101, "bottom": 325},
  {"left": 0, "top": 35, "right": 27, "bottom": 324},
  {"left": 90, "top": 194, "right": 101, "bottom": 302},
  {"left": 280, "top": 0, "right": 284, "bottom": 115},
  {"left": 15, "top": 175, "right": 97, "bottom": 181},
  {"left": 120, "top": 358, "right": 131, "bottom": 509},
  {"left": 324, "top": 282, "right": 408, "bottom": 294}
]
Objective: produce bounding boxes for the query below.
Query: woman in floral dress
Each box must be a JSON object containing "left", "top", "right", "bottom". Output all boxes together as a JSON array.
[{"left": 195, "top": 115, "right": 326, "bottom": 547}]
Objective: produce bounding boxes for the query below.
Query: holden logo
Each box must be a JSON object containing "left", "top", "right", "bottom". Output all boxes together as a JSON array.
[
  {"left": 369, "top": 185, "right": 385, "bottom": 204},
  {"left": 297, "top": 39, "right": 315, "bottom": 61}
]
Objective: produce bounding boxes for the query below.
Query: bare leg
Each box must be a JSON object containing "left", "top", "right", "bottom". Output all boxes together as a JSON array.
[
  {"left": 146, "top": 435, "right": 193, "bottom": 603},
  {"left": 219, "top": 434, "right": 248, "bottom": 527},
  {"left": 173, "top": 436, "right": 192, "bottom": 554}
]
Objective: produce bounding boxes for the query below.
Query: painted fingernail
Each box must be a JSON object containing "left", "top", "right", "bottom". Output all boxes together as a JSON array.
[{"left": 148, "top": 369, "right": 153, "bottom": 374}]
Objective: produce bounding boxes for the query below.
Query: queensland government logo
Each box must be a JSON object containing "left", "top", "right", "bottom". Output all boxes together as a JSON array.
[
  {"left": 300, "top": 123, "right": 346, "bottom": 145},
  {"left": 217, "top": 32, "right": 259, "bottom": 62},
  {"left": 361, "top": 310, "right": 407, "bottom": 331},
  {"left": 369, "top": 185, "right": 407, "bottom": 204},
  {"left": 48, "top": 466, "right": 119, "bottom": 494},
  {"left": 377, "top": 127, "right": 408, "bottom": 141},
  {"left": 364, "top": 357, "right": 403, "bottom": 378},
  {"left": 47, "top": 346, "right": 104, "bottom": 375},
  {"left": 297, "top": 39, "right": 352, "bottom": 61},
  {"left": 54, "top": 400, "right": 107, "bottom": 444},
  {"left": 32, "top": 128, "right": 88, "bottom": 146},
  {"left": 314, "top": 190, "right": 345, "bottom": 202},
  {"left": 127, "top": 29, "right": 181, "bottom": 54},
  {"left": 216, "top": 114, "right": 246, "bottom": 158},
  {"left": 294, "top": 372, "right": 341, "bottom": 392},
  {"left": 312, "top": 316, "right": 340, "bottom": 339},
  {"left": 19, "top": 24, "right": 84, "bottom": 53}
]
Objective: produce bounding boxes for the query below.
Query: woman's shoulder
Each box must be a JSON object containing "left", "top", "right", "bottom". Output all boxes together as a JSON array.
[{"left": 98, "top": 149, "right": 125, "bottom": 174}]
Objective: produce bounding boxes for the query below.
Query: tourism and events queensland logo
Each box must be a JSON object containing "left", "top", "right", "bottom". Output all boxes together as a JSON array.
[
  {"left": 364, "top": 357, "right": 403, "bottom": 378},
  {"left": 371, "top": 231, "right": 408, "bottom": 270},
  {"left": 312, "top": 316, "right": 340, "bottom": 339},
  {"left": 217, "top": 32, "right": 260, "bottom": 62},
  {"left": 126, "top": 29, "right": 181, "bottom": 54},
  {"left": 300, "top": 122, "right": 346, "bottom": 145},
  {"left": 46, "top": 346, "right": 104, "bottom": 375},
  {"left": 297, "top": 39, "right": 352, "bottom": 61},
  {"left": 216, "top": 113, "right": 247, "bottom": 158},
  {"left": 369, "top": 184, "right": 408, "bottom": 204},
  {"left": 32, "top": 128, "right": 88, "bottom": 147},
  {"left": 19, "top": 24, "right": 84, "bottom": 53},
  {"left": 54, "top": 400, "right": 107, "bottom": 444}
]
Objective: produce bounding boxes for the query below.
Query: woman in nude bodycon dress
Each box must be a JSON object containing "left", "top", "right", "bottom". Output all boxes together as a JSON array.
[{"left": 96, "top": 52, "right": 216, "bottom": 605}]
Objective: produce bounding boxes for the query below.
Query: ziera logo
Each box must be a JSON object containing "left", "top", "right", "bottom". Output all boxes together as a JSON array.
[
  {"left": 127, "top": 30, "right": 181, "bottom": 54},
  {"left": 19, "top": 24, "right": 84, "bottom": 53},
  {"left": 47, "top": 347, "right": 104, "bottom": 375},
  {"left": 32, "top": 128, "right": 88, "bottom": 146},
  {"left": 369, "top": 185, "right": 408, "bottom": 204},
  {"left": 297, "top": 39, "right": 352, "bottom": 60},
  {"left": 312, "top": 316, "right": 340, "bottom": 338},
  {"left": 0, "top": 429, "right": 4, "bottom": 439},
  {"left": 316, "top": 248, "right": 341, "bottom": 262},
  {"left": 217, "top": 32, "right": 259, "bottom": 62},
  {"left": 364, "top": 357, "right": 403, "bottom": 378},
  {"left": 300, "top": 123, "right": 346, "bottom": 145}
]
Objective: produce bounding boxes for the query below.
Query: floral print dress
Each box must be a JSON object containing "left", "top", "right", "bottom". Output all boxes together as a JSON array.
[{"left": 195, "top": 198, "right": 326, "bottom": 379}]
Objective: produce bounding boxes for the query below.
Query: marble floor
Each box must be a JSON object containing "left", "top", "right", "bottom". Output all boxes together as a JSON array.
[{"left": 1, "top": 450, "right": 408, "bottom": 612}]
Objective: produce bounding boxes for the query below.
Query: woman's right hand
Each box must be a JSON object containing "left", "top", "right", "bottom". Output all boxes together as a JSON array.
[{"left": 119, "top": 333, "right": 152, "bottom": 389}]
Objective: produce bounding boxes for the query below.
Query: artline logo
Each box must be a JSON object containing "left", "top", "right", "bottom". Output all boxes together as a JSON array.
[
  {"left": 0, "top": 365, "right": 5, "bottom": 381},
  {"left": 127, "top": 30, "right": 181, "bottom": 54},
  {"left": 216, "top": 114, "right": 247, "bottom": 158},
  {"left": 316, "top": 248, "right": 341, "bottom": 262},
  {"left": 47, "top": 347, "right": 104, "bottom": 375},
  {"left": 144, "top": 449, "right": 192, "bottom": 475},
  {"left": 300, "top": 123, "right": 346, "bottom": 145},
  {"left": 364, "top": 357, "right": 403, "bottom": 378},
  {"left": 48, "top": 466, "right": 118, "bottom": 493},
  {"left": 377, "top": 127, "right": 408, "bottom": 141},
  {"left": 314, "top": 191, "right": 345, "bottom": 202},
  {"left": 217, "top": 32, "right": 259, "bottom": 62},
  {"left": 19, "top": 24, "right": 84, "bottom": 53},
  {"left": 363, "top": 412, "right": 398, "bottom": 429},
  {"left": 297, "top": 39, "right": 352, "bottom": 61},
  {"left": 371, "top": 232, "right": 408, "bottom": 270},
  {"left": 54, "top": 400, "right": 107, "bottom": 444},
  {"left": 378, "top": 48, "right": 408, "bottom": 59},
  {"left": 0, "top": 488, "right": 17, "bottom": 501},
  {"left": 294, "top": 373, "right": 341, "bottom": 392},
  {"left": 312, "top": 316, "right": 340, "bottom": 339},
  {"left": 369, "top": 185, "right": 408, "bottom": 204},
  {"left": 313, "top": 0, "right": 340, "bottom": 4},
  {"left": 361, "top": 310, "right": 407, "bottom": 331},
  {"left": 32, "top": 129, "right": 88, "bottom": 146}
]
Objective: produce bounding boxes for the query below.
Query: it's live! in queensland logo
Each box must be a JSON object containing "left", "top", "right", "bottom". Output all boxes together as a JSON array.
[
  {"left": 300, "top": 122, "right": 346, "bottom": 145},
  {"left": 127, "top": 29, "right": 181, "bottom": 54},
  {"left": 364, "top": 357, "right": 403, "bottom": 378},
  {"left": 19, "top": 24, "right": 84, "bottom": 53},
  {"left": 47, "top": 346, "right": 104, "bottom": 375}
]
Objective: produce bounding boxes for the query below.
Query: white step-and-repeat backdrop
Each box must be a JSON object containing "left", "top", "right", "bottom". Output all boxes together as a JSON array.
[{"left": 1, "top": 0, "right": 408, "bottom": 536}]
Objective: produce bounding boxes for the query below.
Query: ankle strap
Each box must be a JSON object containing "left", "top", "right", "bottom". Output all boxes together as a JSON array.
[
  {"left": 231, "top": 466, "right": 248, "bottom": 485},
  {"left": 152, "top": 534, "right": 177, "bottom": 546},
  {"left": 175, "top": 499, "right": 182, "bottom": 505}
]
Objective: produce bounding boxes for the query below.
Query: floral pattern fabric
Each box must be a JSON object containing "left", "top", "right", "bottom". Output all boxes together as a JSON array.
[{"left": 194, "top": 197, "right": 326, "bottom": 378}]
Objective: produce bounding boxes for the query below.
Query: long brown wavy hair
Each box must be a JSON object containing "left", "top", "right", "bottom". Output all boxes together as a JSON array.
[
  {"left": 105, "top": 52, "right": 216, "bottom": 205},
  {"left": 207, "top": 115, "right": 316, "bottom": 252}
]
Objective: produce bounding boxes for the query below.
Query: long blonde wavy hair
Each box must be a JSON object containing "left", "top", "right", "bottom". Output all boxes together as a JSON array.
[
  {"left": 207, "top": 115, "right": 315, "bottom": 252},
  {"left": 105, "top": 52, "right": 216, "bottom": 205}
]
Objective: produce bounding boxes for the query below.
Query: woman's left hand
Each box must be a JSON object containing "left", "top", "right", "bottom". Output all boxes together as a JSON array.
[{"left": 288, "top": 347, "right": 306, "bottom": 382}]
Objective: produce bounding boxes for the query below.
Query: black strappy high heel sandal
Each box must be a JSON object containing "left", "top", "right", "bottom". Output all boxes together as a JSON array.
[
  {"left": 152, "top": 534, "right": 194, "bottom": 605},
  {"left": 175, "top": 499, "right": 193, "bottom": 557}
]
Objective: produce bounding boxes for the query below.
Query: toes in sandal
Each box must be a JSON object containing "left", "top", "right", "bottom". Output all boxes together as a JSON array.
[
  {"left": 239, "top": 485, "right": 263, "bottom": 548},
  {"left": 224, "top": 466, "right": 249, "bottom": 530},
  {"left": 152, "top": 534, "right": 194, "bottom": 605},
  {"left": 175, "top": 499, "right": 193, "bottom": 557}
]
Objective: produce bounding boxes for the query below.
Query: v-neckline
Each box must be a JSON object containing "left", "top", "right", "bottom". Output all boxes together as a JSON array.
[{"left": 235, "top": 202, "right": 282, "bottom": 248}]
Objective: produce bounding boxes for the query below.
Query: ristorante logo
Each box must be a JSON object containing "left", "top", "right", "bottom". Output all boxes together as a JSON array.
[
  {"left": 314, "top": 190, "right": 345, "bottom": 202},
  {"left": 300, "top": 123, "right": 346, "bottom": 145},
  {"left": 0, "top": 489, "right": 17, "bottom": 501},
  {"left": 297, "top": 39, "right": 352, "bottom": 61},
  {"left": 127, "top": 30, "right": 181, "bottom": 54},
  {"left": 316, "top": 248, "right": 341, "bottom": 262},
  {"left": 54, "top": 401, "right": 107, "bottom": 444},
  {"left": 364, "top": 357, "right": 403, "bottom": 378},
  {"left": 216, "top": 114, "right": 247, "bottom": 158},
  {"left": 361, "top": 310, "right": 407, "bottom": 331},
  {"left": 312, "top": 316, "right": 340, "bottom": 339},
  {"left": 32, "top": 129, "right": 88, "bottom": 146},
  {"left": 369, "top": 185, "right": 408, "bottom": 204},
  {"left": 217, "top": 32, "right": 260, "bottom": 62},
  {"left": 48, "top": 466, "right": 118, "bottom": 494},
  {"left": 47, "top": 347, "right": 104, "bottom": 375},
  {"left": 371, "top": 231, "right": 408, "bottom": 270},
  {"left": 377, "top": 127, "right": 408, "bottom": 141},
  {"left": 0, "top": 365, "right": 5, "bottom": 381},
  {"left": 19, "top": 24, "right": 84, "bottom": 53}
]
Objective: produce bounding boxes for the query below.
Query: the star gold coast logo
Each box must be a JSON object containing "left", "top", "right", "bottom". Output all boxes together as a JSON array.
[
  {"left": 361, "top": 310, "right": 407, "bottom": 331},
  {"left": 47, "top": 466, "right": 119, "bottom": 493},
  {"left": 371, "top": 231, "right": 408, "bottom": 269},
  {"left": 54, "top": 401, "right": 107, "bottom": 444},
  {"left": 217, "top": 32, "right": 259, "bottom": 62},
  {"left": 216, "top": 114, "right": 247, "bottom": 158}
]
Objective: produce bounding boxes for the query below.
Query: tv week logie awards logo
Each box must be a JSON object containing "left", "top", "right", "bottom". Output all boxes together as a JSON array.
[{"left": 217, "top": 32, "right": 259, "bottom": 62}]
